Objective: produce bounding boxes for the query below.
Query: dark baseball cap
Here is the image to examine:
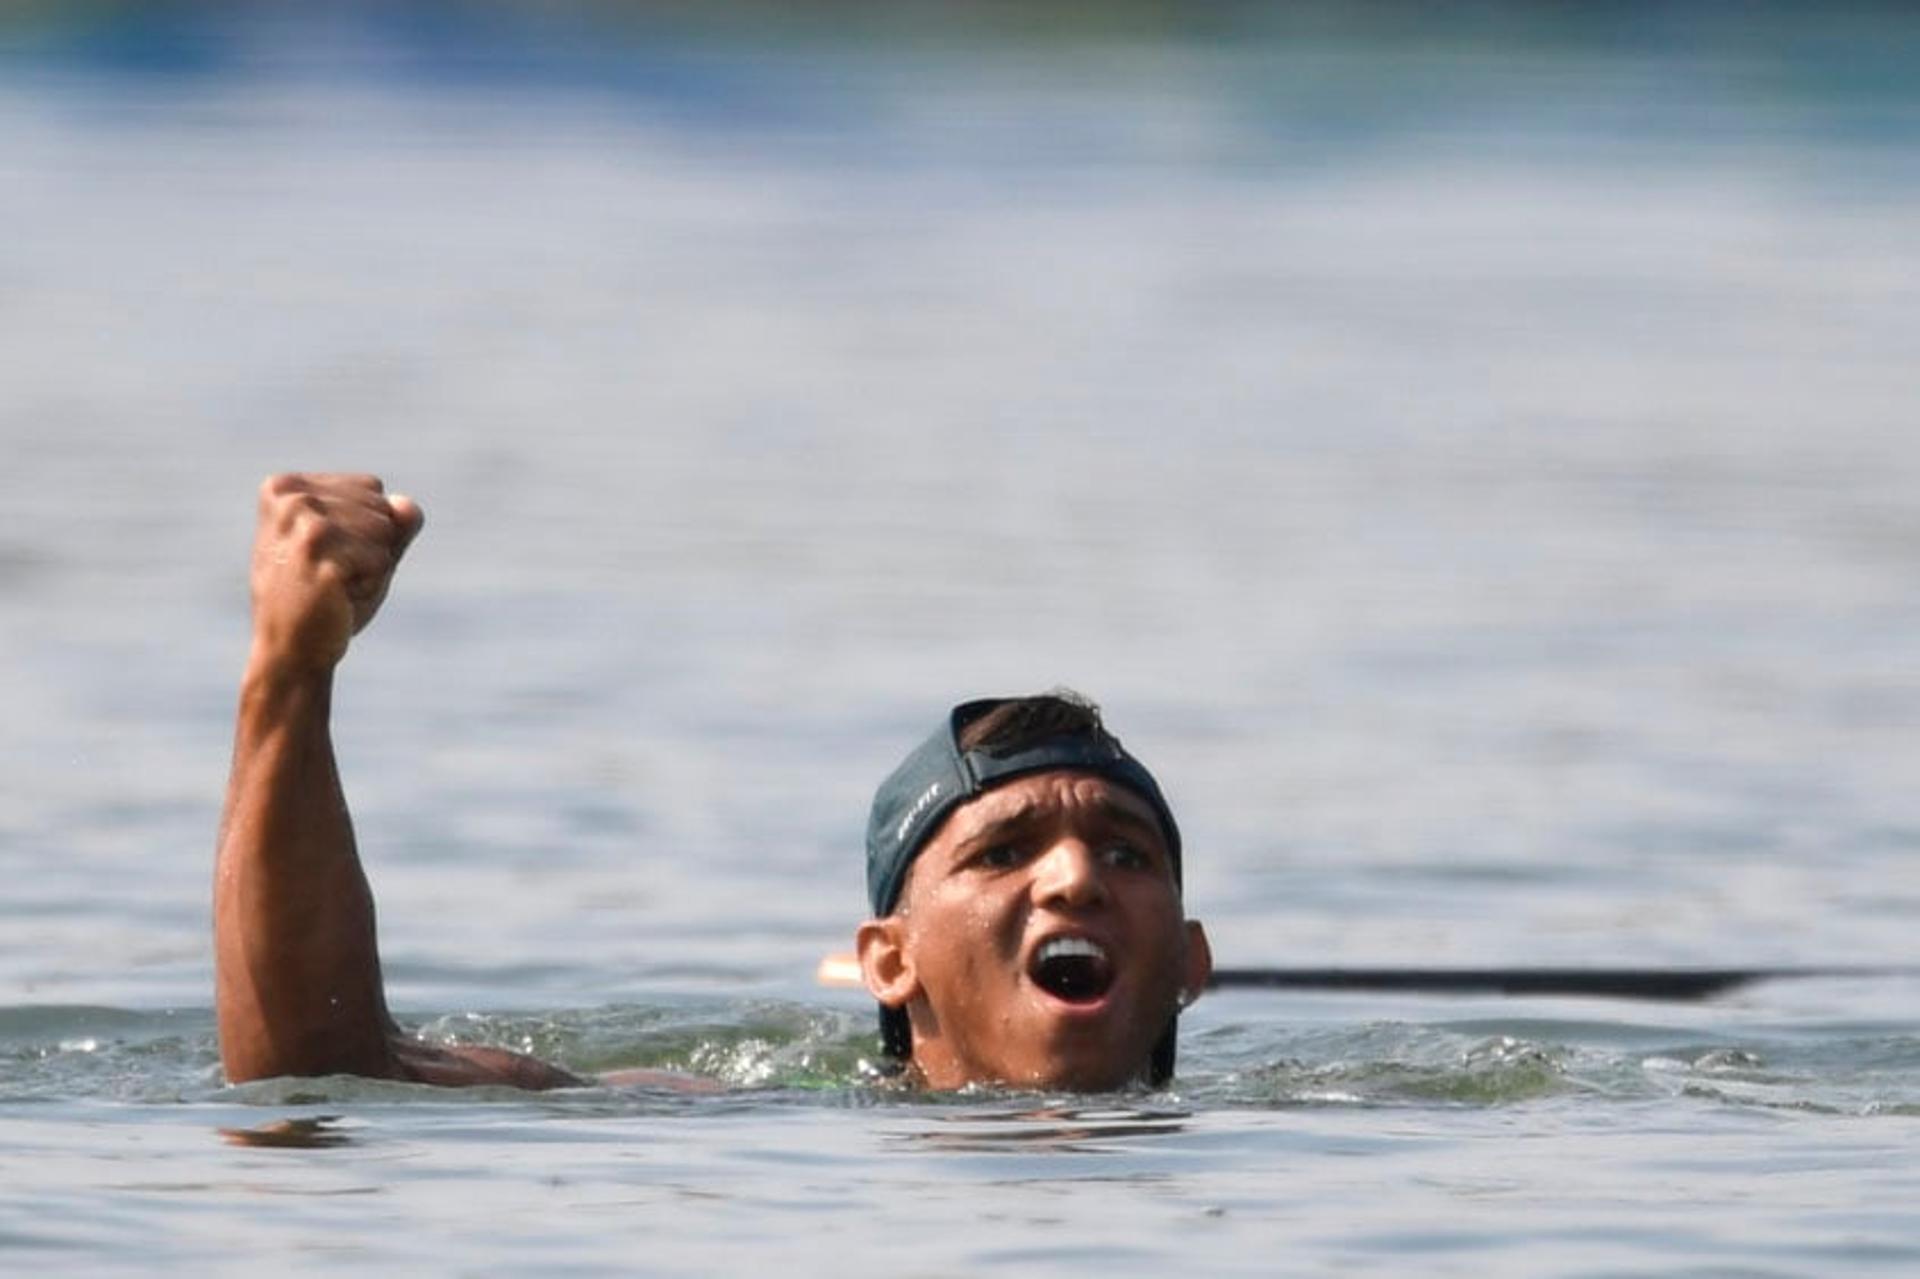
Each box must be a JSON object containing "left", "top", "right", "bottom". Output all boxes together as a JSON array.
[{"left": 866, "top": 697, "right": 1183, "bottom": 918}]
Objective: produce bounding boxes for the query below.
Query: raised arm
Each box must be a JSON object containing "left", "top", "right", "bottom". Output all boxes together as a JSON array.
[{"left": 214, "top": 473, "right": 576, "bottom": 1088}]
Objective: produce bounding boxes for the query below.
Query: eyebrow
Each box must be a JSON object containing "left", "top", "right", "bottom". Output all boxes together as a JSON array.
[{"left": 950, "top": 793, "right": 1168, "bottom": 850}]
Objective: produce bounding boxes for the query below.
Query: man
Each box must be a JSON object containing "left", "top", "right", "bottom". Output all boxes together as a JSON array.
[{"left": 216, "top": 473, "right": 1212, "bottom": 1091}]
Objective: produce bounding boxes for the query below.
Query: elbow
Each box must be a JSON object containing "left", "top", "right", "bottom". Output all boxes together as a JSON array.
[{"left": 216, "top": 1001, "right": 397, "bottom": 1084}]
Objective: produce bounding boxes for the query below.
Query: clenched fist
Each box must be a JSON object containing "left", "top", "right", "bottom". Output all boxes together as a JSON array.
[{"left": 249, "top": 473, "right": 423, "bottom": 673}]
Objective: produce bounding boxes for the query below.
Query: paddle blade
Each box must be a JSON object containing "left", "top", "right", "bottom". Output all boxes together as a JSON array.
[{"left": 817, "top": 953, "right": 864, "bottom": 989}]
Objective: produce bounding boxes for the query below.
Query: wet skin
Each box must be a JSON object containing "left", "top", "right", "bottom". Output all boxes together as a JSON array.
[
  {"left": 857, "top": 772, "right": 1212, "bottom": 1091},
  {"left": 217, "top": 474, "right": 579, "bottom": 1088},
  {"left": 217, "top": 474, "right": 1199, "bottom": 1092}
]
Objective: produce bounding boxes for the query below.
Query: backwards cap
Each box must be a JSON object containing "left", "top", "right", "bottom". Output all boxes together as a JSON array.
[{"left": 866, "top": 698, "right": 1182, "bottom": 917}]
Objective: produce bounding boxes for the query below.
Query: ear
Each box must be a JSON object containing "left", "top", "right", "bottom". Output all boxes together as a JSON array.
[
  {"left": 856, "top": 916, "right": 920, "bottom": 1009},
  {"left": 1180, "top": 920, "right": 1213, "bottom": 1006}
]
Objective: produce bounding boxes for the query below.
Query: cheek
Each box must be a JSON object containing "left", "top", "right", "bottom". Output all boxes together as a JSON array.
[
  {"left": 1124, "top": 880, "right": 1186, "bottom": 927},
  {"left": 907, "top": 887, "right": 1022, "bottom": 976},
  {"left": 1132, "top": 897, "right": 1193, "bottom": 974}
]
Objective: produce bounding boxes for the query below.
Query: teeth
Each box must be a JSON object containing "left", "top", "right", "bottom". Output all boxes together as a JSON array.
[{"left": 1037, "top": 937, "right": 1107, "bottom": 964}]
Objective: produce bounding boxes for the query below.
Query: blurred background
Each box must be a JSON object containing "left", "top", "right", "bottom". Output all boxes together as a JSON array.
[{"left": 1, "top": 1, "right": 1916, "bottom": 1014}]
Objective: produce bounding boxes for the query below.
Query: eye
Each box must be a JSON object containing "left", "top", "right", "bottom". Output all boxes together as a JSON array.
[
  {"left": 974, "top": 844, "right": 1024, "bottom": 870},
  {"left": 1101, "top": 841, "right": 1154, "bottom": 872}
]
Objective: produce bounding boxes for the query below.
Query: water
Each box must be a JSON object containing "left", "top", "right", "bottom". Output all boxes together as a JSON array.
[{"left": 3, "top": 3, "right": 1919, "bottom": 1272}]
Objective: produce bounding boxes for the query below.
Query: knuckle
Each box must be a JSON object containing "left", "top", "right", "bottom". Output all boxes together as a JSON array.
[
  {"left": 260, "top": 478, "right": 328, "bottom": 527},
  {"left": 279, "top": 496, "right": 324, "bottom": 537},
  {"left": 258, "top": 474, "right": 299, "bottom": 514},
  {"left": 289, "top": 508, "right": 333, "bottom": 550}
]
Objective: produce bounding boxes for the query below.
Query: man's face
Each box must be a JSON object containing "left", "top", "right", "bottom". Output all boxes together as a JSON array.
[{"left": 857, "top": 770, "right": 1211, "bottom": 1091}]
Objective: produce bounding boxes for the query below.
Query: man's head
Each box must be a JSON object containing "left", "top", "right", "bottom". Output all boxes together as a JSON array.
[{"left": 856, "top": 693, "right": 1211, "bottom": 1090}]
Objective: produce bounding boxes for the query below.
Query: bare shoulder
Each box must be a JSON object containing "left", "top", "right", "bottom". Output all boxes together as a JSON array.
[{"left": 390, "top": 1037, "right": 587, "bottom": 1090}]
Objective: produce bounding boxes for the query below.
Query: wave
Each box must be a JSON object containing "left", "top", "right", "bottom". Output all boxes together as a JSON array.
[{"left": 5, "top": 1001, "right": 1918, "bottom": 1116}]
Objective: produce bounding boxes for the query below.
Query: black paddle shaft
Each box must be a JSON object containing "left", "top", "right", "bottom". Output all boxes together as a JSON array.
[{"left": 1205, "top": 966, "right": 1911, "bottom": 1001}]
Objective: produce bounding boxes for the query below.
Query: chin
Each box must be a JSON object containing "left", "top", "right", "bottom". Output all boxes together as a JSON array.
[
  {"left": 1057, "top": 1070, "right": 1138, "bottom": 1093},
  {"left": 1013, "top": 1042, "right": 1153, "bottom": 1093},
  {"left": 921, "top": 1042, "right": 1153, "bottom": 1093},
  {"left": 1032, "top": 1060, "right": 1147, "bottom": 1093}
]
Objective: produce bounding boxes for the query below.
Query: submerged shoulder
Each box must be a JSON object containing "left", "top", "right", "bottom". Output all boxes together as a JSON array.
[{"left": 597, "top": 1066, "right": 726, "bottom": 1093}]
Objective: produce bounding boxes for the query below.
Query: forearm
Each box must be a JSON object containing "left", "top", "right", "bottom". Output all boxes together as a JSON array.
[
  {"left": 214, "top": 474, "right": 574, "bottom": 1091},
  {"left": 214, "top": 651, "right": 398, "bottom": 1082}
]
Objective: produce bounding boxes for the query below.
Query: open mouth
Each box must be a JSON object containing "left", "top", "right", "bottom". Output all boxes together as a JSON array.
[{"left": 1028, "top": 936, "right": 1116, "bottom": 1004}]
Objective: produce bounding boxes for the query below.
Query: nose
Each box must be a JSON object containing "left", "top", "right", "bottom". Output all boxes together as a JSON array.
[{"left": 1031, "top": 839, "right": 1107, "bottom": 910}]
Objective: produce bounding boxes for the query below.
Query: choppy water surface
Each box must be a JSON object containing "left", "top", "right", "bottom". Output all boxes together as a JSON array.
[{"left": 2, "top": 4, "right": 1918, "bottom": 1273}]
